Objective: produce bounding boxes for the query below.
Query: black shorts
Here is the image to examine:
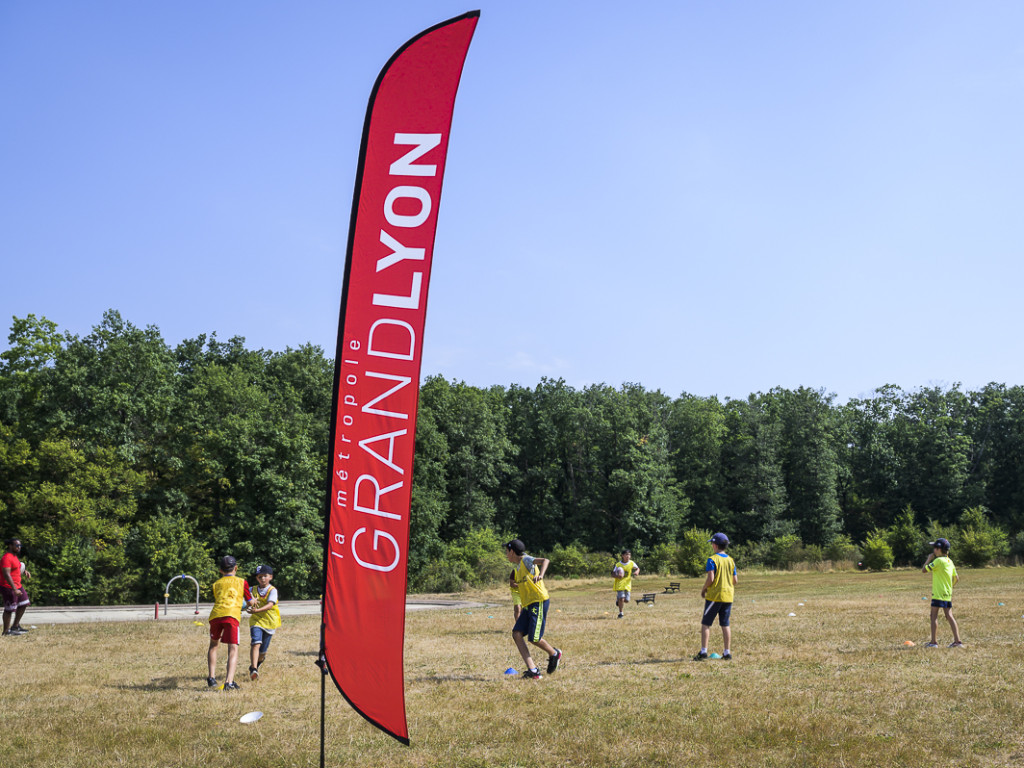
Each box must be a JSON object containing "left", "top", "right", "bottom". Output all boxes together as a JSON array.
[
  {"left": 513, "top": 599, "right": 549, "bottom": 643},
  {"left": 701, "top": 600, "right": 732, "bottom": 627}
]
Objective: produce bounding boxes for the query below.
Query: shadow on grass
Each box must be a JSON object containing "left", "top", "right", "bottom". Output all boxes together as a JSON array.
[
  {"left": 411, "top": 674, "right": 493, "bottom": 683},
  {"left": 116, "top": 676, "right": 195, "bottom": 692},
  {"left": 442, "top": 629, "right": 507, "bottom": 637},
  {"left": 594, "top": 657, "right": 690, "bottom": 666}
]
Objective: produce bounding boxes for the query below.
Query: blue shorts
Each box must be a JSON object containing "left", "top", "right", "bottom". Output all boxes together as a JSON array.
[
  {"left": 513, "top": 599, "right": 549, "bottom": 643},
  {"left": 250, "top": 626, "right": 275, "bottom": 652},
  {"left": 701, "top": 600, "right": 732, "bottom": 627},
  {"left": 931, "top": 599, "right": 953, "bottom": 609}
]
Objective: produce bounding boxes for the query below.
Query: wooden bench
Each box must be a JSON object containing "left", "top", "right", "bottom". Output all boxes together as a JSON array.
[
  {"left": 635, "top": 593, "right": 657, "bottom": 606},
  {"left": 663, "top": 582, "right": 681, "bottom": 593}
]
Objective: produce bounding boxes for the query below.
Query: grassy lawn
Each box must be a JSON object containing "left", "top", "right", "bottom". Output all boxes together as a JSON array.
[{"left": 2, "top": 568, "right": 1023, "bottom": 767}]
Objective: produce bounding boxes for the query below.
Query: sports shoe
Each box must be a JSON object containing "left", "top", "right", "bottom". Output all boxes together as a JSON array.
[
  {"left": 617, "top": 612, "right": 624, "bottom": 619},
  {"left": 224, "top": 681, "right": 240, "bottom": 690},
  {"left": 547, "top": 649, "right": 562, "bottom": 674},
  {"left": 693, "top": 651, "right": 708, "bottom": 661},
  {"left": 722, "top": 651, "right": 732, "bottom": 660},
  {"left": 11, "top": 625, "right": 28, "bottom": 632},
  {"left": 949, "top": 641, "right": 964, "bottom": 648},
  {"left": 249, "top": 666, "right": 259, "bottom": 681},
  {"left": 206, "top": 677, "right": 217, "bottom": 687},
  {"left": 522, "top": 669, "right": 542, "bottom": 680},
  {"left": 924, "top": 642, "right": 939, "bottom": 648}
]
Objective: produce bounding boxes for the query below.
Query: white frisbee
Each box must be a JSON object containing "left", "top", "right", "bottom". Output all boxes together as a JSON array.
[{"left": 239, "top": 711, "right": 264, "bottom": 724}]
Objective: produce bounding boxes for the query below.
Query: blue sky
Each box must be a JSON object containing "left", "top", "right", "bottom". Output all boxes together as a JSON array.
[{"left": 2, "top": 2, "right": 1023, "bottom": 402}]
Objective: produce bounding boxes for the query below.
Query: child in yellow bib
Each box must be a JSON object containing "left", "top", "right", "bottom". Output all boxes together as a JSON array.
[
  {"left": 694, "top": 533, "right": 737, "bottom": 661},
  {"left": 505, "top": 539, "right": 562, "bottom": 680},
  {"left": 612, "top": 548, "right": 641, "bottom": 618},
  {"left": 246, "top": 564, "right": 281, "bottom": 680}
]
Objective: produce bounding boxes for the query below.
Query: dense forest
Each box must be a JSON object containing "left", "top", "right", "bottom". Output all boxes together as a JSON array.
[{"left": 1, "top": 311, "right": 1021, "bottom": 605}]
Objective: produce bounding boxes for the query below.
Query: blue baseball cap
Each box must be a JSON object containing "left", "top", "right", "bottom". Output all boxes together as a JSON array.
[
  {"left": 709, "top": 533, "right": 729, "bottom": 547},
  {"left": 930, "top": 538, "right": 951, "bottom": 550}
]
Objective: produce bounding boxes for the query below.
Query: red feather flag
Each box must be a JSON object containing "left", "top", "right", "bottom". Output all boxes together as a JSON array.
[{"left": 320, "top": 11, "right": 479, "bottom": 746}]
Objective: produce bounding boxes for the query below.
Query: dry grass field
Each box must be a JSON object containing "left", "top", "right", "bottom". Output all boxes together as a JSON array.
[{"left": 2, "top": 568, "right": 1023, "bottom": 768}]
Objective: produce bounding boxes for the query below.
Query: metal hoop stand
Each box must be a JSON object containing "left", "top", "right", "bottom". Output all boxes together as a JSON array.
[{"left": 163, "top": 574, "right": 201, "bottom": 617}]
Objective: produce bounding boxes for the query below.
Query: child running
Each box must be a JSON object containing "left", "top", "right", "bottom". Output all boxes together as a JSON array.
[
  {"left": 207, "top": 555, "right": 252, "bottom": 689},
  {"left": 505, "top": 539, "right": 562, "bottom": 680},
  {"left": 612, "top": 548, "right": 640, "bottom": 618},
  {"left": 247, "top": 564, "right": 281, "bottom": 680}
]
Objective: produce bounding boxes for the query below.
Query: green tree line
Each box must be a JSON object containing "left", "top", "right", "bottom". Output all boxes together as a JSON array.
[{"left": 2, "top": 312, "right": 1022, "bottom": 604}]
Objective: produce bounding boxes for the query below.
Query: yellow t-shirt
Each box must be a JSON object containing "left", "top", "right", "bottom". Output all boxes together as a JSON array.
[
  {"left": 209, "top": 575, "right": 248, "bottom": 621},
  {"left": 249, "top": 585, "right": 282, "bottom": 630},
  {"left": 514, "top": 556, "right": 549, "bottom": 607},
  {"left": 613, "top": 559, "right": 639, "bottom": 592},
  {"left": 925, "top": 556, "right": 958, "bottom": 601},
  {"left": 705, "top": 553, "right": 736, "bottom": 603}
]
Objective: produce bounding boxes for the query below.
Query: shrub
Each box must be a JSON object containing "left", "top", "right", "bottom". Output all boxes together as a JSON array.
[
  {"left": 800, "top": 544, "right": 824, "bottom": 564},
  {"left": 886, "top": 505, "right": 926, "bottom": 566},
  {"left": 730, "top": 539, "right": 771, "bottom": 568},
  {"left": 861, "top": 529, "right": 894, "bottom": 571},
  {"left": 956, "top": 506, "right": 1009, "bottom": 568},
  {"left": 765, "top": 534, "right": 804, "bottom": 570},
  {"left": 642, "top": 542, "right": 678, "bottom": 576},
  {"left": 1011, "top": 531, "right": 1024, "bottom": 562},
  {"left": 675, "top": 527, "right": 712, "bottom": 576},
  {"left": 824, "top": 534, "right": 860, "bottom": 563},
  {"left": 126, "top": 512, "right": 217, "bottom": 602},
  {"left": 582, "top": 549, "right": 616, "bottom": 577},
  {"left": 410, "top": 527, "right": 509, "bottom": 591},
  {"left": 413, "top": 557, "right": 469, "bottom": 593},
  {"left": 546, "top": 543, "right": 590, "bottom": 578}
]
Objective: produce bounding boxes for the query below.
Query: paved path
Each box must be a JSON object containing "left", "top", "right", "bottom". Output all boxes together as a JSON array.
[{"left": 24, "top": 599, "right": 487, "bottom": 625}]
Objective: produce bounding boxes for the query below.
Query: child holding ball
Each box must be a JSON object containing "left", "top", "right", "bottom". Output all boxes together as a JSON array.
[{"left": 612, "top": 549, "right": 640, "bottom": 618}]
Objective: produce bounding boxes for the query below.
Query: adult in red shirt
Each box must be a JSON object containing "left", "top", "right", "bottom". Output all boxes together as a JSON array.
[{"left": 1, "top": 539, "right": 31, "bottom": 636}]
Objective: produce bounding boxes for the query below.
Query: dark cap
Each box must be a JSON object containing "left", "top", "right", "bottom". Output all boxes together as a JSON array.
[
  {"left": 709, "top": 532, "right": 730, "bottom": 547},
  {"left": 218, "top": 555, "right": 237, "bottom": 571},
  {"left": 930, "top": 538, "right": 951, "bottom": 551},
  {"left": 254, "top": 564, "right": 274, "bottom": 575},
  {"left": 505, "top": 539, "right": 526, "bottom": 556}
]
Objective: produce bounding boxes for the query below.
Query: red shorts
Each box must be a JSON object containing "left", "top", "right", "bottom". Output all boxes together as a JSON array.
[{"left": 209, "top": 616, "right": 239, "bottom": 645}]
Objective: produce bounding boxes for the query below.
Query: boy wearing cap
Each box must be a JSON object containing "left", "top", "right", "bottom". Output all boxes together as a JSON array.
[
  {"left": 247, "top": 565, "right": 281, "bottom": 680},
  {"left": 694, "top": 532, "right": 737, "bottom": 661},
  {"left": 505, "top": 539, "right": 562, "bottom": 679},
  {"left": 922, "top": 539, "right": 962, "bottom": 648},
  {"left": 207, "top": 554, "right": 252, "bottom": 689}
]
